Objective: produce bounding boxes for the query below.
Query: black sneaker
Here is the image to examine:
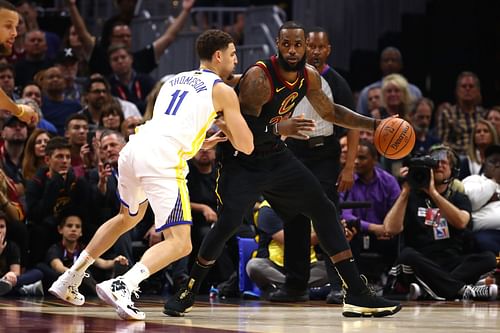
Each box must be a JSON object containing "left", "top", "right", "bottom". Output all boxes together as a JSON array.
[
  {"left": 326, "top": 289, "right": 344, "bottom": 304},
  {"left": 163, "top": 287, "right": 195, "bottom": 317},
  {"left": 343, "top": 290, "right": 402, "bottom": 317},
  {"left": 268, "top": 287, "right": 309, "bottom": 302}
]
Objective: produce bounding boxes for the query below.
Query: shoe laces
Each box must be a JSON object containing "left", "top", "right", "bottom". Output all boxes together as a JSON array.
[
  {"left": 463, "top": 285, "right": 490, "bottom": 300},
  {"left": 178, "top": 288, "right": 193, "bottom": 301},
  {"left": 360, "top": 275, "right": 377, "bottom": 296},
  {"left": 112, "top": 278, "right": 141, "bottom": 302}
]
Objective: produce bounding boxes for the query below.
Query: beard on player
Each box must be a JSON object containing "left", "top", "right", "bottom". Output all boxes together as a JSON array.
[{"left": 277, "top": 50, "right": 307, "bottom": 73}]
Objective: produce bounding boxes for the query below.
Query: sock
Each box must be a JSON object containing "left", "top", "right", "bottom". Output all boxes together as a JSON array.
[
  {"left": 334, "top": 258, "right": 369, "bottom": 295},
  {"left": 72, "top": 250, "right": 95, "bottom": 273},
  {"left": 122, "top": 262, "right": 150, "bottom": 290},
  {"left": 187, "top": 260, "right": 212, "bottom": 294}
]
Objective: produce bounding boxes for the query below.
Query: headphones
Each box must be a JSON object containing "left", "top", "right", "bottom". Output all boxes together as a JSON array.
[{"left": 429, "top": 144, "right": 461, "bottom": 180}]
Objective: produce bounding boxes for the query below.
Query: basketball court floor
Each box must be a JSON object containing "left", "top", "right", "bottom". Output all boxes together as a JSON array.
[{"left": 0, "top": 295, "right": 498, "bottom": 332}]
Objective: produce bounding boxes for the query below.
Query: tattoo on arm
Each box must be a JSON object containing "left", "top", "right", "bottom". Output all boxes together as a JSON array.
[{"left": 239, "top": 67, "right": 270, "bottom": 117}]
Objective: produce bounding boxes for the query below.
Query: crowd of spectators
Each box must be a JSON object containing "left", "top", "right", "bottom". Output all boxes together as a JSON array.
[{"left": 1, "top": 1, "right": 499, "bottom": 303}]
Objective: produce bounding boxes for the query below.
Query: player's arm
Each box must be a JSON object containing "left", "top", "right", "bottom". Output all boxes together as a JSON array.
[
  {"left": 152, "top": 0, "right": 194, "bottom": 62},
  {"left": 213, "top": 82, "right": 254, "bottom": 155},
  {"left": 0, "top": 89, "right": 38, "bottom": 125},
  {"left": 305, "top": 65, "right": 377, "bottom": 132},
  {"left": 238, "top": 66, "right": 271, "bottom": 117}
]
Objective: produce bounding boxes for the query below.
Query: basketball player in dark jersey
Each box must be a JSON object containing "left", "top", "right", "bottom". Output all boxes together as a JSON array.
[
  {"left": 0, "top": 0, "right": 38, "bottom": 125},
  {"left": 165, "top": 21, "right": 402, "bottom": 318}
]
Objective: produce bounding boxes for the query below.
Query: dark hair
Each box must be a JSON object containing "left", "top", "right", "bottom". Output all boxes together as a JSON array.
[
  {"left": 307, "top": 26, "right": 328, "bottom": 35},
  {"left": 64, "top": 113, "right": 88, "bottom": 130},
  {"left": 100, "top": 101, "right": 125, "bottom": 126},
  {"left": 358, "top": 139, "right": 378, "bottom": 158},
  {"left": 45, "top": 136, "right": 71, "bottom": 157},
  {"left": 278, "top": 21, "right": 306, "bottom": 37},
  {"left": 0, "top": 62, "right": 14, "bottom": 75},
  {"left": 0, "top": 210, "right": 7, "bottom": 222},
  {"left": 0, "top": 0, "right": 16, "bottom": 11},
  {"left": 107, "top": 43, "right": 130, "bottom": 58},
  {"left": 196, "top": 29, "right": 234, "bottom": 61},
  {"left": 85, "top": 77, "right": 111, "bottom": 94}
]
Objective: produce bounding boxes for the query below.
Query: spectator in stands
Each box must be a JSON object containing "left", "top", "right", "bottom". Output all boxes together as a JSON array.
[
  {"left": 60, "top": 25, "right": 91, "bottom": 77},
  {"left": 458, "top": 119, "right": 499, "bottom": 180},
  {"left": 64, "top": 113, "right": 89, "bottom": 178},
  {"left": 340, "top": 140, "right": 400, "bottom": 283},
  {"left": 463, "top": 144, "right": 500, "bottom": 254},
  {"left": 66, "top": 0, "right": 195, "bottom": 76},
  {"left": 107, "top": 44, "right": 155, "bottom": 114},
  {"left": 20, "top": 83, "right": 58, "bottom": 134},
  {"left": 410, "top": 97, "right": 441, "bottom": 155},
  {"left": 0, "top": 63, "right": 17, "bottom": 100},
  {"left": 0, "top": 116, "right": 28, "bottom": 196},
  {"left": 378, "top": 73, "right": 414, "bottom": 120},
  {"left": 246, "top": 201, "right": 328, "bottom": 299},
  {"left": 99, "top": 100, "right": 125, "bottom": 132},
  {"left": 55, "top": 47, "right": 86, "bottom": 102},
  {"left": 14, "top": 30, "right": 53, "bottom": 87},
  {"left": 356, "top": 47, "right": 422, "bottom": 116},
  {"left": 37, "top": 214, "right": 128, "bottom": 296},
  {"left": 120, "top": 115, "right": 143, "bottom": 141},
  {"left": 367, "top": 86, "right": 382, "bottom": 118},
  {"left": 486, "top": 106, "right": 500, "bottom": 137},
  {"left": 40, "top": 66, "right": 81, "bottom": 135},
  {"left": 25, "top": 136, "right": 90, "bottom": 267},
  {"left": 436, "top": 71, "right": 486, "bottom": 155},
  {"left": 359, "top": 130, "right": 374, "bottom": 144},
  {"left": 0, "top": 165, "right": 28, "bottom": 267},
  {"left": 79, "top": 77, "right": 113, "bottom": 130},
  {"left": 21, "top": 128, "right": 50, "bottom": 181},
  {"left": 0, "top": 211, "right": 44, "bottom": 297},
  {"left": 15, "top": 0, "right": 60, "bottom": 59},
  {"left": 383, "top": 145, "right": 497, "bottom": 301}
]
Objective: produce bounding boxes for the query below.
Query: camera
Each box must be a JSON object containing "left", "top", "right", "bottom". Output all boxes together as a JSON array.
[{"left": 407, "top": 156, "right": 438, "bottom": 189}]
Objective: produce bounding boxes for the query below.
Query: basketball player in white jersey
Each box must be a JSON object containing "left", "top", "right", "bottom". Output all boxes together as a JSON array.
[
  {"left": 0, "top": 1, "right": 38, "bottom": 125},
  {"left": 49, "top": 29, "right": 254, "bottom": 320}
]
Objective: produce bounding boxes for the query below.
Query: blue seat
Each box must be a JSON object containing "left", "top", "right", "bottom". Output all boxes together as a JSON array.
[{"left": 237, "top": 237, "right": 261, "bottom": 297}]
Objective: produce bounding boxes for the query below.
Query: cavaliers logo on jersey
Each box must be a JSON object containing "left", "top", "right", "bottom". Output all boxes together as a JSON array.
[{"left": 278, "top": 92, "right": 299, "bottom": 115}]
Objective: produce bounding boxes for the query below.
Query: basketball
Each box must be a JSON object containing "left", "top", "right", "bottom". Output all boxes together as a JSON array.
[{"left": 374, "top": 118, "right": 415, "bottom": 159}]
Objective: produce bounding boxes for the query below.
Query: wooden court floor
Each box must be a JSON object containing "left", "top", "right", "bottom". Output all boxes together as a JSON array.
[{"left": 0, "top": 295, "right": 499, "bottom": 333}]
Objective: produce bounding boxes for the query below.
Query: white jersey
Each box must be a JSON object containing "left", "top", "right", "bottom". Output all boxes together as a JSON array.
[{"left": 137, "top": 69, "right": 222, "bottom": 160}]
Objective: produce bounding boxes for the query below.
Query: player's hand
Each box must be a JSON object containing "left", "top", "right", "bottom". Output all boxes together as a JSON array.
[
  {"left": 201, "top": 129, "right": 227, "bottom": 150},
  {"left": 113, "top": 255, "right": 129, "bottom": 266},
  {"left": 337, "top": 166, "right": 354, "bottom": 192},
  {"left": 277, "top": 114, "right": 315, "bottom": 139},
  {"left": 17, "top": 104, "right": 39, "bottom": 126}
]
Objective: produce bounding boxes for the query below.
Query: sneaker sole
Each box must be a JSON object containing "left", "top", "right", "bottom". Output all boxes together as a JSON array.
[
  {"left": 163, "top": 306, "right": 192, "bottom": 317},
  {"left": 48, "top": 286, "right": 84, "bottom": 306},
  {"left": 342, "top": 304, "right": 402, "bottom": 318},
  {"left": 96, "top": 283, "right": 145, "bottom": 321}
]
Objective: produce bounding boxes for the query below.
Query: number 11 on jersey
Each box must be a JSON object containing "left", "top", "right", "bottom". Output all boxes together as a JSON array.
[{"left": 165, "top": 90, "right": 188, "bottom": 115}]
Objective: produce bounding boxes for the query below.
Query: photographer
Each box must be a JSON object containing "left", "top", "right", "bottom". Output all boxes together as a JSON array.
[{"left": 383, "top": 145, "right": 497, "bottom": 301}]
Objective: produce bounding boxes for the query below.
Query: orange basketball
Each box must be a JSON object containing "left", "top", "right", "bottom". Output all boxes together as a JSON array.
[{"left": 374, "top": 118, "right": 415, "bottom": 159}]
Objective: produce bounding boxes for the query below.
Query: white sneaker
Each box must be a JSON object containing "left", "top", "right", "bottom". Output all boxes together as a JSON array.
[
  {"left": 463, "top": 284, "right": 498, "bottom": 301},
  {"left": 408, "top": 283, "right": 421, "bottom": 301},
  {"left": 48, "top": 270, "right": 86, "bottom": 305},
  {"left": 96, "top": 277, "right": 145, "bottom": 320}
]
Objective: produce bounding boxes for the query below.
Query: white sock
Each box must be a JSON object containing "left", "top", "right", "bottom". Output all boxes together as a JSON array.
[
  {"left": 122, "top": 262, "right": 150, "bottom": 290},
  {"left": 72, "top": 250, "right": 95, "bottom": 273}
]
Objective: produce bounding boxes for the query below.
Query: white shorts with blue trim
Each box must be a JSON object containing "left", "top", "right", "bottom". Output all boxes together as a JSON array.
[{"left": 117, "top": 134, "right": 192, "bottom": 231}]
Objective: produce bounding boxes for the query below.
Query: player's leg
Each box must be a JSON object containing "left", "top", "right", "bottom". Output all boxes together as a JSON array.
[
  {"left": 164, "top": 160, "right": 261, "bottom": 317},
  {"left": 96, "top": 175, "right": 192, "bottom": 320},
  {"left": 50, "top": 148, "right": 147, "bottom": 306}
]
